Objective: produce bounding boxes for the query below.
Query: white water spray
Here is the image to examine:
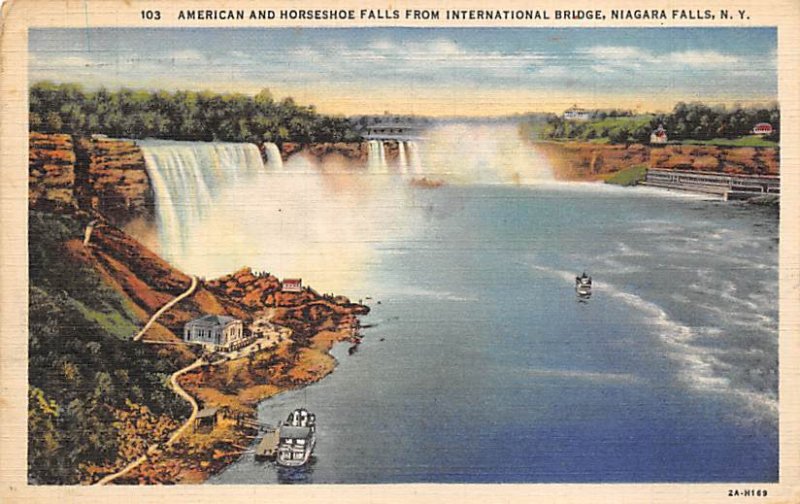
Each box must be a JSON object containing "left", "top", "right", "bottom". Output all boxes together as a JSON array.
[
  {"left": 407, "top": 141, "right": 423, "bottom": 175},
  {"left": 262, "top": 142, "right": 284, "bottom": 170},
  {"left": 367, "top": 140, "right": 389, "bottom": 174},
  {"left": 138, "top": 140, "right": 264, "bottom": 262},
  {"left": 397, "top": 141, "right": 408, "bottom": 173},
  {"left": 419, "top": 124, "right": 553, "bottom": 184}
]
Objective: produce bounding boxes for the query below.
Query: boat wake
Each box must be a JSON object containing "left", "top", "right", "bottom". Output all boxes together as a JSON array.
[{"left": 528, "top": 263, "right": 778, "bottom": 424}]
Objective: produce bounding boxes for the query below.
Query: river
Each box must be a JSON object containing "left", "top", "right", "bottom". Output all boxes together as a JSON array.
[
  {"left": 207, "top": 183, "right": 777, "bottom": 484},
  {"left": 136, "top": 126, "right": 778, "bottom": 483}
]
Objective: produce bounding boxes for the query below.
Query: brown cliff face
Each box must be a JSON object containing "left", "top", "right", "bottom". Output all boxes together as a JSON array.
[
  {"left": 281, "top": 141, "right": 401, "bottom": 165},
  {"left": 64, "top": 222, "right": 252, "bottom": 340},
  {"left": 650, "top": 145, "right": 779, "bottom": 175},
  {"left": 536, "top": 143, "right": 649, "bottom": 180},
  {"left": 298, "top": 142, "right": 370, "bottom": 163},
  {"left": 30, "top": 133, "right": 155, "bottom": 227},
  {"left": 29, "top": 133, "right": 78, "bottom": 209},
  {"left": 534, "top": 142, "right": 779, "bottom": 180},
  {"left": 75, "top": 137, "right": 154, "bottom": 225}
]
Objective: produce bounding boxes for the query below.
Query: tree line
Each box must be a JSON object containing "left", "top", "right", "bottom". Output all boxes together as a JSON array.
[
  {"left": 29, "top": 81, "right": 361, "bottom": 144},
  {"left": 539, "top": 102, "right": 780, "bottom": 144}
]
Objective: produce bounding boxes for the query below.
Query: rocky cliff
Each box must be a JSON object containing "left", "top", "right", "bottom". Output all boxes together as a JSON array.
[
  {"left": 280, "top": 140, "right": 402, "bottom": 164},
  {"left": 29, "top": 133, "right": 78, "bottom": 210},
  {"left": 206, "top": 267, "right": 369, "bottom": 341},
  {"left": 29, "top": 133, "right": 153, "bottom": 227},
  {"left": 76, "top": 137, "right": 154, "bottom": 225},
  {"left": 535, "top": 141, "right": 780, "bottom": 181}
]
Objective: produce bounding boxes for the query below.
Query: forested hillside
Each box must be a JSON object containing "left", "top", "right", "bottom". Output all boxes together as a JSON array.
[
  {"left": 28, "top": 212, "right": 193, "bottom": 484},
  {"left": 29, "top": 81, "right": 360, "bottom": 144},
  {"left": 536, "top": 102, "right": 780, "bottom": 145}
]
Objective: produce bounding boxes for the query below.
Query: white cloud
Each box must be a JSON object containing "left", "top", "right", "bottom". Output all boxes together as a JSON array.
[
  {"left": 665, "top": 50, "right": 739, "bottom": 67},
  {"left": 585, "top": 45, "right": 649, "bottom": 61},
  {"left": 584, "top": 45, "right": 744, "bottom": 70}
]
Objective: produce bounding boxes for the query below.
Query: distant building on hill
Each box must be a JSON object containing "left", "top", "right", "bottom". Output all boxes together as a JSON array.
[
  {"left": 281, "top": 278, "right": 303, "bottom": 292},
  {"left": 184, "top": 314, "right": 244, "bottom": 349},
  {"left": 752, "top": 123, "right": 773, "bottom": 136},
  {"left": 563, "top": 105, "right": 590, "bottom": 121},
  {"left": 650, "top": 125, "right": 668, "bottom": 144}
]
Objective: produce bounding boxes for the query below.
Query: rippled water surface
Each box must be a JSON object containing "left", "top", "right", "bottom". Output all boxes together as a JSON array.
[{"left": 208, "top": 181, "right": 778, "bottom": 484}]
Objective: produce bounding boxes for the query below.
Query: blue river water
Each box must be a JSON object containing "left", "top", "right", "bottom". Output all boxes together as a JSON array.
[{"left": 208, "top": 182, "right": 778, "bottom": 484}]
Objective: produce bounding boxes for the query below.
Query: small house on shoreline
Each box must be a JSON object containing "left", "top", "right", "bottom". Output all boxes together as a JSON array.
[{"left": 184, "top": 314, "right": 244, "bottom": 350}]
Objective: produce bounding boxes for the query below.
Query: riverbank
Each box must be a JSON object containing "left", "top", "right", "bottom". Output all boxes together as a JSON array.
[
  {"left": 533, "top": 140, "right": 779, "bottom": 181},
  {"left": 110, "top": 322, "right": 360, "bottom": 484},
  {"left": 27, "top": 199, "right": 369, "bottom": 484},
  {"left": 96, "top": 262, "right": 369, "bottom": 485}
]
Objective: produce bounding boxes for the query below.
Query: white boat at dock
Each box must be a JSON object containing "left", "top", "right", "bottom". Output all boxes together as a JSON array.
[{"left": 275, "top": 408, "right": 316, "bottom": 467}]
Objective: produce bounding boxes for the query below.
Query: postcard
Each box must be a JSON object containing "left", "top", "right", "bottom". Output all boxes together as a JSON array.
[{"left": 1, "top": 0, "right": 799, "bottom": 502}]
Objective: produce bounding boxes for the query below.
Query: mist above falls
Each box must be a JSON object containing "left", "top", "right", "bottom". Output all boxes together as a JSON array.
[{"left": 133, "top": 124, "right": 554, "bottom": 291}]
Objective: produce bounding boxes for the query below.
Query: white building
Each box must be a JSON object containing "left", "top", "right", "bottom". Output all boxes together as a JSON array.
[
  {"left": 650, "top": 125, "right": 668, "bottom": 144},
  {"left": 563, "top": 105, "right": 591, "bottom": 121},
  {"left": 184, "top": 315, "right": 244, "bottom": 350}
]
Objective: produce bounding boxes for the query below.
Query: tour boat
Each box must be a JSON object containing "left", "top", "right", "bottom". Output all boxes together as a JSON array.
[
  {"left": 276, "top": 408, "right": 316, "bottom": 467},
  {"left": 575, "top": 272, "right": 592, "bottom": 298}
]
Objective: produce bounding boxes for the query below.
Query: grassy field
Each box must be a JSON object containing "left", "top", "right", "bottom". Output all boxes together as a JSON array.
[{"left": 604, "top": 165, "right": 648, "bottom": 186}]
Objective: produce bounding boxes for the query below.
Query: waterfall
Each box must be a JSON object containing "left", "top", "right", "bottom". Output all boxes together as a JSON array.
[
  {"left": 397, "top": 141, "right": 408, "bottom": 173},
  {"left": 138, "top": 140, "right": 264, "bottom": 262},
  {"left": 367, "top": 140, "right": 389, "bottom": 173},
  {"left": 263, "top": 142, "right": 284, "bottom": 170},
  {"left": 378, "top": 141, "right": 388, "bottom": 172},
  {"left": 407, "top": 141, "right": 422, "bottom": 174}
]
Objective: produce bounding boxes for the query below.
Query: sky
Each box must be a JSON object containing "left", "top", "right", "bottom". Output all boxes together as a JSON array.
[{"left": 29, "top": 27, "right": 777, "bottom": 116}]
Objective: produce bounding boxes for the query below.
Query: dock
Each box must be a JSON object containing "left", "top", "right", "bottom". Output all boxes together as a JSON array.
[
  {"left": 641, "top": 168, "right": 779, "bottom": 201},
  {"left": 254, "top": 426, "right": 280, "bottom": 460}
]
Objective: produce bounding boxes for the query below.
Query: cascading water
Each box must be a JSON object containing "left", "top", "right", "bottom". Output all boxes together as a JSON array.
[
  {"left": 397, "top": 141, "right": 408, "bottom": 173},
  {"left": 378, "top": 141, "right": 388, "bottom": 172},
  {"left": 407, "top": 141, "right": 422, "bottom": 175},
  {"left": 262, "top": 142, "right": 284, "bottom": 170},
  {"left": 138, "top": 140, "right": 264, "bottom": 262},
  {"left": 367, "top": 140, "right": 389, "bottom": 174}
]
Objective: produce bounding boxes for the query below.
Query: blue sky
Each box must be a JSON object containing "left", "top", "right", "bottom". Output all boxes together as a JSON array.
[{"left": 29, "top": 28, "right": 777, "bottom": 115}]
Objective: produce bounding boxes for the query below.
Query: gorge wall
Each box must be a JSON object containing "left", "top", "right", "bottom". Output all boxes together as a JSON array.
[
  {"left": 280, "top": 140, "right": 403, "bottom": 163},
  {"left": 29, "top": 132, "right": 154, "bottom": 225},
  {"left": 535, "top": 141, "right": 780, "bottom": 181}
]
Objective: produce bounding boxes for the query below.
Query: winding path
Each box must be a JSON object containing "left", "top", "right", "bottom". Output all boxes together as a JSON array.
[
  {"left": 133, "top": 275, "right": 198, "bottom": 341},
  {"left": 93, "top": 358, "right": 204, "bottom": 486},
  {"left": 94, "top": 275, "right": 201, "bottom": 486}
]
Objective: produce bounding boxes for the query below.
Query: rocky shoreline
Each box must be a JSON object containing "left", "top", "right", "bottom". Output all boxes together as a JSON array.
[
  {"left": 51, "top": 212, "right": 371, "bottom": 485},
  {"left": 112, "top": 321, "right": 363, "bottom": 484},
  {"left": 533, "top": 140, "right": 779, "bottom": 181}
]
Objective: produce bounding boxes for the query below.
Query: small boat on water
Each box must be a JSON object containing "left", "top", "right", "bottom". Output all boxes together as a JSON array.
[
  {"left": 276, "top": 408, "right": 316, "bottom": 467},
  {"left": 575, "top": 272, "right": 592, "bottom": 298}
]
